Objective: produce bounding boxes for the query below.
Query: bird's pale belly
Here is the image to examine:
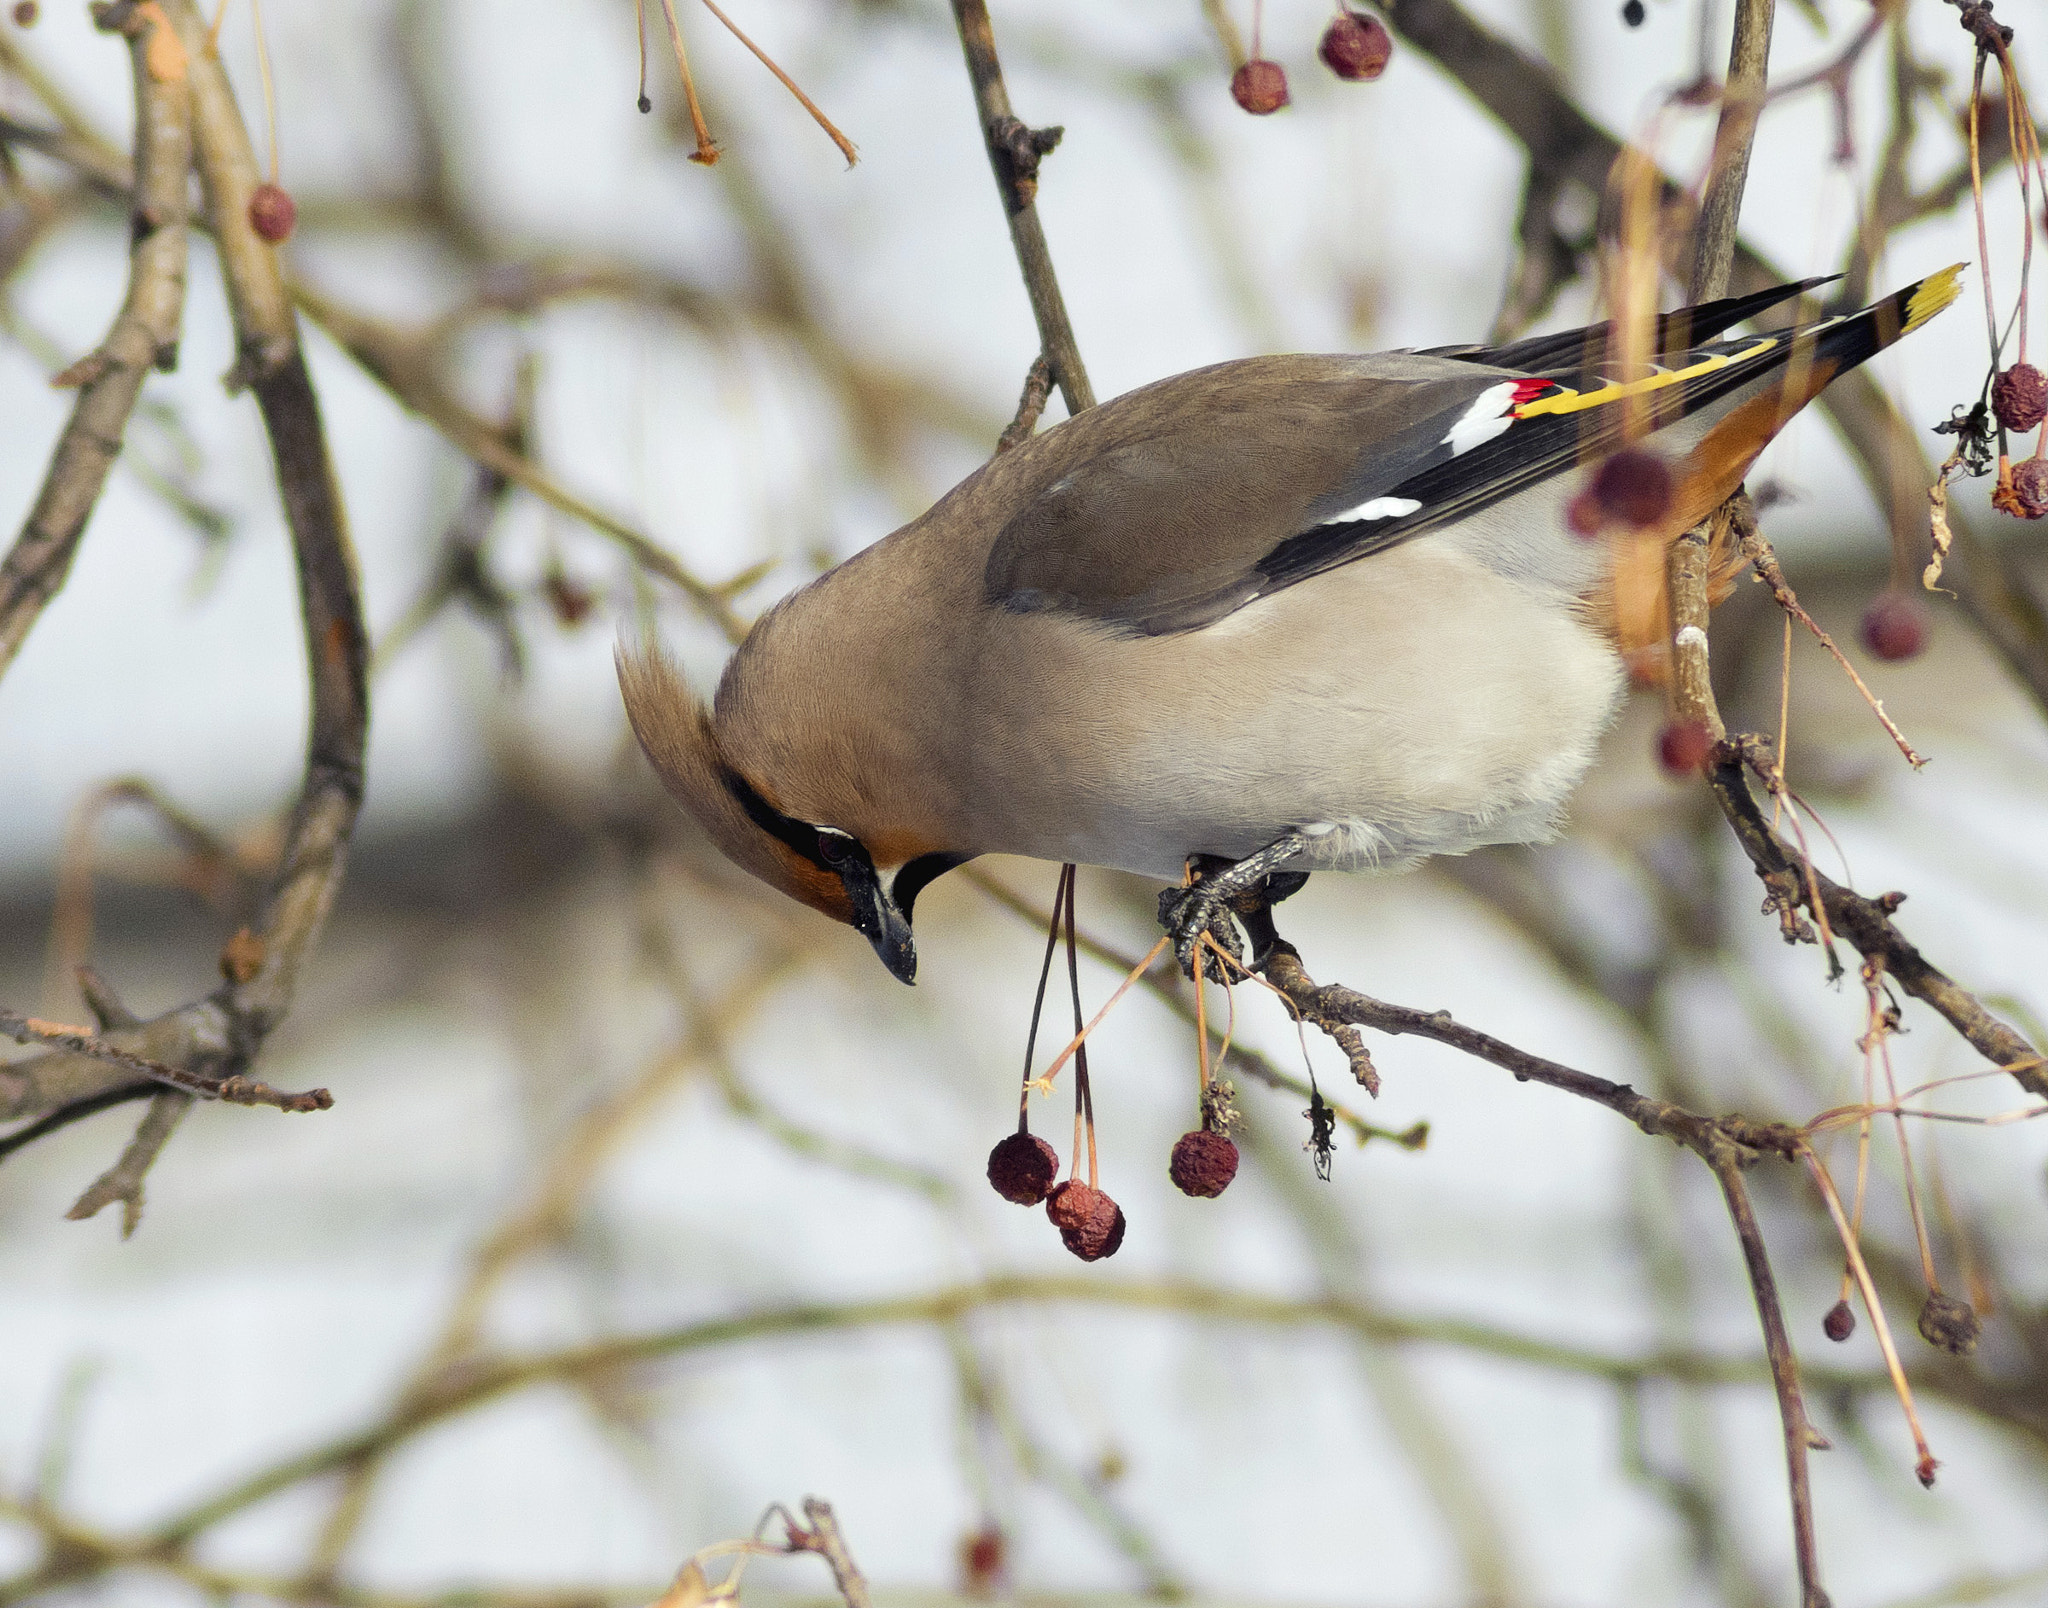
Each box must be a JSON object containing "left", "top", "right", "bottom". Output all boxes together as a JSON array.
[{"left": 969, "top": 542, "right": 1627, "bottom": 882}]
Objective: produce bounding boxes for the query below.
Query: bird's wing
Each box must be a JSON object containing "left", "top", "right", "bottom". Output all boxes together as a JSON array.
[{"left": 984, "top": 268, "right": 1960, "bottom": 637}]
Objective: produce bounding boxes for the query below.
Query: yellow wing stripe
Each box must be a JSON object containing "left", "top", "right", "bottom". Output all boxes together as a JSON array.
[
  {"left": 1904, "top": 263, "right": 1965, "bottom": 333},
  {"left": 1511, "top": 338, "right": 1780, "bottom": 419}
]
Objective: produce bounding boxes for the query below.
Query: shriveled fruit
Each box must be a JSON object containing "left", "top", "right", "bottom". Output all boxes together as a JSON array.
[
  {"left": 1060, "top": 1193, "right": 1126, "bottom": 1261},
  {"left": 1318, "top": 10, "right": 1391, "bottom": 80},
  {"left": 1168, "top": 1129, "right": 1240, "bottom": 1197},
  {"left": 987, "top": 1132, "right": 1060, "bottom": 1205},
  {"left": 1230, "top": 59, "right": 1289, "bottom": 115}
]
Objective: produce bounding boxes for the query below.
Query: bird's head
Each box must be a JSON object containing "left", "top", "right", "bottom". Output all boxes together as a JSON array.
[{"left": 616, "top": 645, "right": 959, "bottom": 984}]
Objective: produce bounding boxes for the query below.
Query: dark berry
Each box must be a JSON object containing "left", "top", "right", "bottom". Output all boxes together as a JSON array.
[
  {"left": 1045, "top": 1178, "right": 1101, "bottom": 1231},
  {"left": 1656, "top": 718, "right": 1714, "bottom": 777},
  {"left": 957, "top": 1527, "right": 1005, "bottom": 1596},
  {"left": 1318, "top": 10, "right": 1392, "bottom": 81},
  {"left": 1822, "top": 1299, "right": 1856, "bottom": 1342},
  {"left": 247, "top": 182, "right": 297, "bottom": 244},
  {"left": 1230, "top": 59, "right": 1290, "bottom": 116},
  {"left": 637, "top": 93, "right": 653, "bottom": 114},
  {"left": 2011, "top": 455, "right": 2048, "bottom": 519},
  {"left": 1168, "top": 1130, "right": 1240, "bottom": 1197},
  {"left": 1061, "top": 1193, "right": 1126, "bottom": 1261},
  {"left": 1564, "top": 489, "right": 1605, "bottom": 538},
  {"left": 1590, "top": 449, "right": 1674, "bottom": 526},
  {"left": 1916, "top": 1291, "right": 1981, "bottom": 1356},
  {"left": 1860, "top": 591, "right": 1928, "bottom": 662},
  {"left": 987, "top": 1132, "right": 1060, "bottom": 1205},
  {"left": 12, "top": 1, "right": 39, "bottom": 25},
  {"left": 1621, "top": 0, "right": 1645, "bottom": 25},
  {"left": 1992, "top": 363, "right": 2048, "bottom": 433}
]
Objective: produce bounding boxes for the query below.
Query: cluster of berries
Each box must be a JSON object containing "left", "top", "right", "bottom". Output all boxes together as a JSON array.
[
  {"left": 1230, "top": 5, "right": 1391, "bottom": 116},
  {"left": 986, "top": 1120, "right": 1241, "bottom": 1262},
  {"left": 1991, "top": 361, "right": 2048, "bottom": 518}
]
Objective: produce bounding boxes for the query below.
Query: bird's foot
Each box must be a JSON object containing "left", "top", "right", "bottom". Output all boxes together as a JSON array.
[
  {"left": 1157, "top": 880, "right": 1243, "bottom": 982},
  {"left": 1158, "top": 838, "right": 1311, "bottom": 982}
]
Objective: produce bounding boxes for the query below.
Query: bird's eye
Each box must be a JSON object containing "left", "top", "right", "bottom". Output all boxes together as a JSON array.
[{"left": 814, "top": 828, "right": 859, "bottom": 868}]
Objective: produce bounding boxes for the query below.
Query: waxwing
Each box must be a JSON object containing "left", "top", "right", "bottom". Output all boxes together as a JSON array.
[{"left": 619, "top": 267, "right": 1962, "bottom": 983}]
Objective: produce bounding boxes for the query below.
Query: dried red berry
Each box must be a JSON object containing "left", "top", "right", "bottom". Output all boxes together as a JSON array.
[
  {"left": 2011, "top": 455, "right": 2048, "bottom": 519},
  {"left": 1590, "top": 449, "right": 1674, "bottom": 527},
  {"left": 247, "top": 182, "right": 297, "bottom": 244},
  {"left": 1656, "top": 718, "right": 1714, "bottom": 777},
  {"left": 1230, "top": 59, "right": 1290, "bottom": 115},
  {"left": 1916, "top": 1291, "right": 1981, "bottom": 1356},
  {"left": 1168, "top": 1129, "right": 1240, "bottom": 1197},
  {"left": 987, "top": 1132, "right": 1059, "bottom": 1205},
  {"left": 1318, "top": 9, "right": 1391, "bottom": 81},
  {"left": 12, "top": 1, "right": 39, "bottom": 26},
  {"left": 957, "top": 1527, "right": 1005, "bottom": 1597},
  {"left": 1822, "top": 1299, "right": 1856, "bottom": 1342},
  {"left": 544, "top": 564, "right": 594, "bottom": 627},
  {"left": 1045, "top": 1177, "right": 1100, "bottom": 1231},
  {"left": 1992, "top": 362, "right": 2048, "bottom": 433},
  {"left": 1564, "top": 488, "right": 1605, "bottom": 539},
  {"left": 1061, "top": 1193, "right": 1126, "bottom": 1261},
  {"left": 1860, "top": 591, "right": 1928, "bottom": 662}
]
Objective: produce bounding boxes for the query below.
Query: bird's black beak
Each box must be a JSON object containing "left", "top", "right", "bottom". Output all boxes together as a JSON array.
[{"left": 837, "top": 854, "right": 917, "bottom": 984}]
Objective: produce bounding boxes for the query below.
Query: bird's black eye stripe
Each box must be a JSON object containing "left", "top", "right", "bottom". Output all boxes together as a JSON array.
[{"left": 725, "top": 769, "right": 873, "bottom": 874}]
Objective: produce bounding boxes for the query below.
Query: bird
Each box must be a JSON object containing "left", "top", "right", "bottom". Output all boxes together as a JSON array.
[{"left": 619, "top": 267, "right": 1961, "bottom": 985}]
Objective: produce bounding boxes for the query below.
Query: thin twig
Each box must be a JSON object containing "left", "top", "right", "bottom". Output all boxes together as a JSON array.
[
  {"left": 0, "top": 0, "right": 191, "bottom": 677},
  {"left": 948, "top": 0, "right": 1093, "bottom": 414}
]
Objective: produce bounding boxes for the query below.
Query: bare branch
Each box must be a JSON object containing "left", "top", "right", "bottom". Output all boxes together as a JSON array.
[
  {"left": 0, "top": 0, "right": 190, "bottom": 676},
  {"left": 949, "top": 0, "right": 1093, "bottom": 414}
]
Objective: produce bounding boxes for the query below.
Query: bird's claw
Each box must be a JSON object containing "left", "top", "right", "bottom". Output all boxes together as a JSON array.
[{"left": 1157, "top": 885, "right": 1243, "bottom": 982}]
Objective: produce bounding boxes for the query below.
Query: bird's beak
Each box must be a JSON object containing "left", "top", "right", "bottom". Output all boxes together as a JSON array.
[{"left": 836, "top": 855, "right": 917, "bottom": 984}]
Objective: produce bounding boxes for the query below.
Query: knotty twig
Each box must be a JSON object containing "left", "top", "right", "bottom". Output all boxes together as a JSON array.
[
  {"left": 779, "top": 1500, "right": 873, "bottom": 1608},
  {"left": 949, "top": 0, "right": 1093, "bottom": 414},
  {"left": 0, "top": 0, "right": 190, "bottom": 677},
  {"left": 1, "top": 0, "right": 364, "bottom": 1200},
  {"left": 1735, "top": 498, "right": 1927, "bottom": 768}
]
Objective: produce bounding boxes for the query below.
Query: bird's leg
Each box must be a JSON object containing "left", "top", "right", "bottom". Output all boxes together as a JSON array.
[{"left": 1157, "top": 834, "right": 1312, "bottom": 980}]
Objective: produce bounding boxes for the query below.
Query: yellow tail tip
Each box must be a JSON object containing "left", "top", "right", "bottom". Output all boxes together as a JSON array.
[{"left": 1903, "top": 263, "right": 1966, "bottom": 333}]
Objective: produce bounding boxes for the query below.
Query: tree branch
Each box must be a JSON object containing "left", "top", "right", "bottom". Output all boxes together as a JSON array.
[{"left": 0, "top": 0, "right": 190, "bottom": 676}]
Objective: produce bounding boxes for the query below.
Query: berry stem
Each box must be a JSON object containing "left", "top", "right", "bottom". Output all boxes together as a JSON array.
[
  {"left": 635, "top": 0, "right": 651, "bottom": 111},
  {"left": 1016, "top": 864, "right": 1071, "bottom": 1130},
  {"left": 247, "top": 0, "right": 280, "bottom": 181},
  {"left": 696, "top": 0, "right": 858, "bottom": 166},
  {"left": 1062, "top": 866, "right": 1099, "bottom": 1189},
  {"left": 656, "top": 0, "right": 720, "bottom": 164}
]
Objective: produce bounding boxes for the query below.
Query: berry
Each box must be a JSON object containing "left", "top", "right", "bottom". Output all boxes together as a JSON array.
[
  {"left": 1916, "top": 1291, "right": 1981, "bottom": 1356},
  {"left": 1061, "top": 1194, "right": 1127, "bottom": 1261},
  {"left": 1621, "top": 0, "right": 1645, "bottom": 24},
  {"left": 2011, "top": 455, "right": 2048, "bottom": 519},
  {"left": 1564, "top": 488, "right": 1605, "bottom": 539},
  {"left": 1656, "top": 718, "right": 1714, "bottom": 777},
  {"left": 987, "top": 1132, "right": 1060, "bottom": 1205},
  {"left": 1168, "top": 1129, "right": 1240, "bottom": 1197},
  {"left": 247, "top": 182, "right": 297, "bottom": 244},
  {"left": 1045, "top": 1177, "right": 1100, "bottom": 1231},
  {"left": 1860, "top": 591, "right": 1928, "bottom": 662},
  {"left": 1590, "top": 449, "right": 1674, "bottom": 527},
  {"left": 1230, "top": 59, "right": 1290, "bottom": 116},
  {"left": 1318, "top": 10, "right": 1392, "bottom": 81},
  {"left": 1822, "top": 1299, "right": 1855, "bottom": 1342},
  {"left": 12, "top": 1, "right": 39, "bottom": 25},
  {"left": 957, "top": 1528, "right": 1005, "bottom": 1596},
  {"left": 1991, "top": 362, "right": 2048, "bottom": 433}
]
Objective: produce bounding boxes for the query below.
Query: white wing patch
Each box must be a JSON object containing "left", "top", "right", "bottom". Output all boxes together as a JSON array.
[
  {"left": 1441, "top": 380, "right": 1520, "bottom": 455},
  {"left": 1330, "top": 494, "right": 1422, "bottom": 523}
]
